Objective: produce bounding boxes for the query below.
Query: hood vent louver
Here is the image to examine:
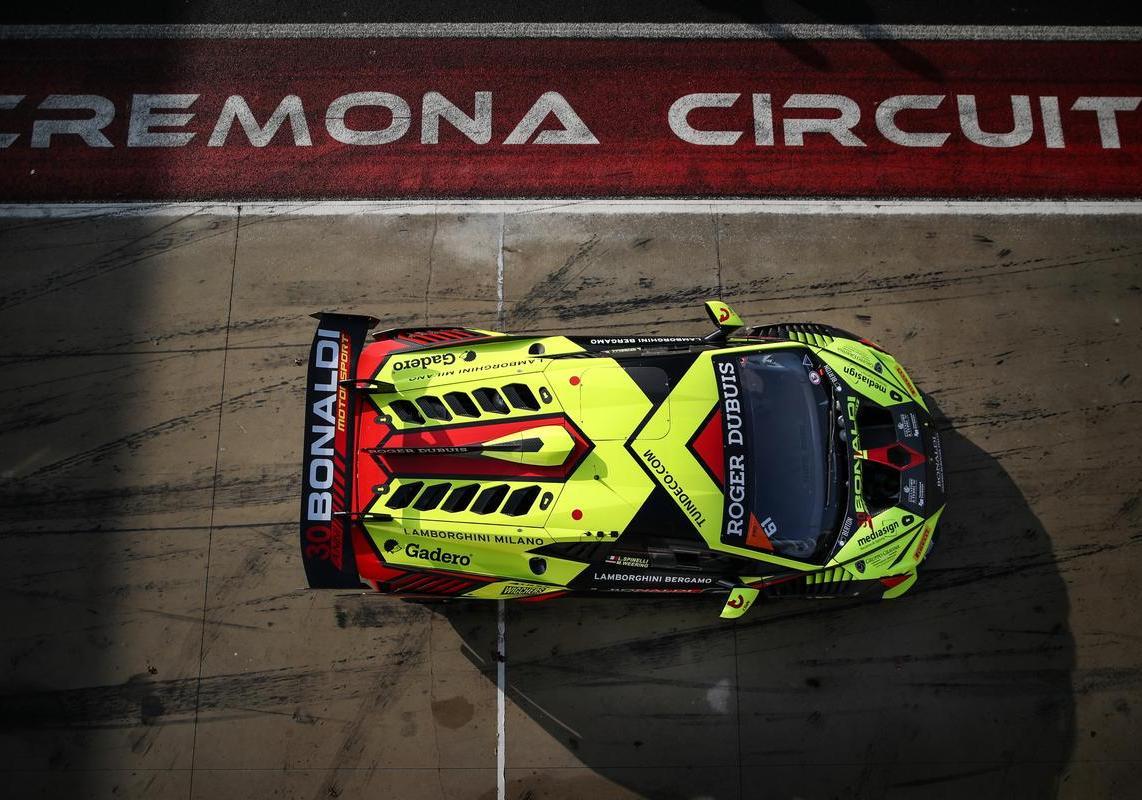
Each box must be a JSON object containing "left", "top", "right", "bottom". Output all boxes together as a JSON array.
[
  {"left": 383, "top": 381, "right": 550, "bottom": 428},
  {"left": 383, "top": 480, "right": 544, "bottom": 519},
  {"left": 444, "top": 391, "right": 480, "bottom": 418},
  {"left": 471, "top": 484, "right": 510, "bottom": 514},
  {"left": 386, "top": 481, "right": 424, "bottom": 509},
  {"left": 442, "top": 483, "right": 480, "bottom": 512},
  {"left": 416, "top": 396, "right": 452, "bottom": 421},
  {"left": 473, "top": 388, "right": 510, "bottom": 415},
  {"left": 502, "top": 485, "right": 541, "bottom": 516},
  {"left": 412, "top": 482, "right": 451, "bottom": 511},
  {"left": 746, "top": 323, "right": 837, "bottom": 348},
  {"left": 390, "top": 400, "right": 425, "bottom": 425},
  {"left": 502, "top": 383, "right": 540, "bottom": 411}
]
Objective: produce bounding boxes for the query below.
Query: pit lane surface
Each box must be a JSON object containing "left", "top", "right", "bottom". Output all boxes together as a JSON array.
[{"left": 1, "top": 201, "right": 1139, "bottom": 798}]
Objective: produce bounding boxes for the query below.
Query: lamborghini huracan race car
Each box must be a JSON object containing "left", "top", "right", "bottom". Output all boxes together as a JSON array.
[{"left": 300, "top": 302, "right": 946, "bottom": 618}]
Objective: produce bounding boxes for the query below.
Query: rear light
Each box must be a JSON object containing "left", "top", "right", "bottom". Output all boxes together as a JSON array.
[
  {"left": 879, "top": 574, "right": 910, "bottom": 589},
  {"left": 859, "top": 337, "right": 889, "bottom": 353}
]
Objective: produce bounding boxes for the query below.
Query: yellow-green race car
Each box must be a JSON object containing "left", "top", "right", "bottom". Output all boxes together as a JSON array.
[{"left": 299, "top": 301, "right": 945, "bottom": 618}]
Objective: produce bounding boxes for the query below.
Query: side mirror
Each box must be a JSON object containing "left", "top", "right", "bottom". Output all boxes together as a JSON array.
[
  {"left": 720, "top": 586, "right": 759, "bottom": 619},
  {"left": 703, "top": 300, "right": 743, "bottom": 342}
]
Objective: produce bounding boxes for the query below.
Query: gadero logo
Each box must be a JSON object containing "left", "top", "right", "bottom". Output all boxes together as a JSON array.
[{"left": 392, "top": 352, "right": 456, "bottom": 371}]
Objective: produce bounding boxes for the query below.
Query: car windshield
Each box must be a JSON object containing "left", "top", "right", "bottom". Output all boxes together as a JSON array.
[{"left": 734, "top": 350, "right": 835, "bottom": 560}]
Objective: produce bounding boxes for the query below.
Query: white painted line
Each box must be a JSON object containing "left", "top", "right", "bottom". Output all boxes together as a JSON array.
[
  {"left": 510, "top": 686, "right": 583, "bottom": 740},
  {"left": 1, "top": 23, "right": 1140, "bottom": 41},
  {"left": 2, "top": 199, "right": 1141, "bottom": 218},
  {"left": 496, "top": 214, "right": 506, "bottom": 330},
  {"left": 496, "top": 600, "right": 506, "bottom": 800}
]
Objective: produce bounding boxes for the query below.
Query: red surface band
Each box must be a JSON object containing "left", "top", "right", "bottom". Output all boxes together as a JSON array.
[{"left": 0, "top": 38, "right": 1139, "bottom": 199}]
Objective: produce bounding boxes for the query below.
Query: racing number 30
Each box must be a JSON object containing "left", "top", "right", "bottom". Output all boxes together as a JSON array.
[{"left": 305, "top": 524, "right": 333, "bottom": 560}]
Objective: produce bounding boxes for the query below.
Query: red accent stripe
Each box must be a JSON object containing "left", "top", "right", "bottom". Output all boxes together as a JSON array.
[
  {"left": 376, "top": 415, "right": 591, "bottom": 480},
  {"left": 689, "top": 408, "right": 726, "bottom": 487},
  {"left": 862, "top": 442, "right": 926, "bottom": 471},
  {"left": 1, "top": 39, "right": 1138, "bottom": 199},
  {"left": 386, "top": 571, "right": 480, "bottom": 595},
  {"left": 750, "top": 575, "right": 801, "bottom": 590},
  {"left": 518, "top": 590, "right": 569, "bottom": 603},
  {"left": 351, "top": 339, "right": 410, "bottom": 513},
  {"left": 351, "top": 525, "right": 405, "bottom": 582},
  {"left": 880, "top": 574, "right": 911, "bottom": 589}
]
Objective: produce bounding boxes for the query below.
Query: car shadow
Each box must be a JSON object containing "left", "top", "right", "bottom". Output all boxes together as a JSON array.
[{"left": 435, "top": 398, "right": 1075, "bottom": 799}]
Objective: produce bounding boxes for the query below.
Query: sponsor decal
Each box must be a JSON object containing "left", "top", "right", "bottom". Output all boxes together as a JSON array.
[
  {"left": 856, "top": 513, "right": 916, "bottom": 548},
  {"left": 930, "top": 431, "right": 946, "bottom": 492},
  {"left": 641, "top": 448, "right": 707, "bottom": 528},
  {"left": 852, "top": 460, "right": 866, "bottom": 518},
  {"left": 822, "top": 363, "right": 844, "bottom": 393},
  {"left": 845, "top": 395, "right": 862, "bottom": 451},
  {"left": 913, "top": 524, "right": 933, "bottom": 560},
  {"left": 894, "top": 364, "right": 918, "bottom": 398},
  {"left": 896, "top": 411, "right": 919, "bottom": 440},
  {"left": 808, "top": 370, "right": 821, "bottom": 385},
  {"left": 500, "top": 583, "right": 549, "bottom": 597},
  {"left": 392, "top": 352, "right": 455, "bottom": 371},
  {"left": 588, "top": 336, "right": 701, "bottom": 346},
  {"left": 606, "top": 553, "right": 651, "bottom": 569},
  {"left": 857, "top": 518, "right": 899, "bottom": 548},
  {"left": 865, "top": 544, "right": 903, "bottom": 568},
  {"left": 451, "top": 357, "right": 538, "bottom": 374},
  {"left": 494, "top": 533, "right": 546, "bottom": 546},
  {"left": 835, "top": 340, "right": 874, "bottom": 363},
  {"left": 902, "top": 476, "right": 926, "bottom": 509},
  {"left": 845, "top": 395, "right": 868, "bottom": 516},
  {"left": 299, "top": 315, "right": 375, "bottom": 588},
  {"left": 403, "top": 527, "right": 544, "bottom": 546},
  {"left": 854, "top": 559, "right": 866, "bottom": 574},
  {"left": 406, "top": 527, "right": 491, "bottom": 543},
  {"left": 303, "top": 328, "right": 351, "bottom": 567},
  {"left": 405, "top": 541, "right": 472, "bottom": 566},
  {"left": 591, "top": 571, "right": 714, "bottom": 585},
  {"left": 835, "top": 514, "right": 856, "bottom": 549},
  {"left": 305, "top": 327, "right": 341, "bottom": 533},
  {"left": 714, "top": 358, "right": 750, "bottom": 545},
  {"left": 401, "top": 356, "right": 541, "bottom": 383},
  {"left": 842, "top": 364, "right": 892, "bottom": 397}
]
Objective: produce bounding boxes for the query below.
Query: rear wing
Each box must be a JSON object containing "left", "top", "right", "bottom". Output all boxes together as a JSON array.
[{"left": 299, "top": 312, "right": 378, "bottom": 588}]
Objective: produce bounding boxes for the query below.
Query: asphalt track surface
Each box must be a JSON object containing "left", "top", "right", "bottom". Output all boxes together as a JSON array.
[
  {"left": 1, "top": 13, "right": 1142, "bottom": 800},
  {"left": 1, "top": 200, "right": 1140, "bottom": 800}
]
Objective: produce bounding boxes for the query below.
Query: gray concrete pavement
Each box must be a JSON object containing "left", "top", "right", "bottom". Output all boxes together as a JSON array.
[{"left": 1, "top": 205, "right": 1139, "bottom": 799}]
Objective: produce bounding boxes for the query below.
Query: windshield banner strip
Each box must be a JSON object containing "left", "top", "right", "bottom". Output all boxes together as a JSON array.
[{"left": 713, "top": 355, "right": 751, "bottom": 548}]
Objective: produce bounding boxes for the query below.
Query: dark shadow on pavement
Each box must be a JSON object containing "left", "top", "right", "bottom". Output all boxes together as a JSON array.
[
  {"left": 0, "top": 206, "right": 239, "bottom": 798},
  {"left": 697, "top": 0, "right": 944, "bottom": 80},
  {"left": 439, "top": 398, "right": 1075, "bottom": 799}
]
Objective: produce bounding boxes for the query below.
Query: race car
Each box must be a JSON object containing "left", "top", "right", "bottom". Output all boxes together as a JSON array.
[{"left": 299, "top": 301, "right": 946, "bottom": 618}]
